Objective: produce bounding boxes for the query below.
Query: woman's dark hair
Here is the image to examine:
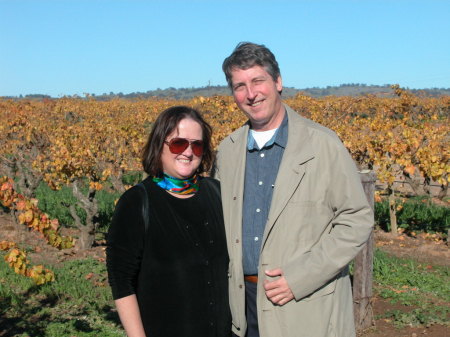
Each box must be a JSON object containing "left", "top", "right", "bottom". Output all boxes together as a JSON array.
[
  {"left": 141, "top": 106, "right": 213, "bottom": 177},
  {"left": 222, "top": 42, "right": 281, "bottom": 90}
]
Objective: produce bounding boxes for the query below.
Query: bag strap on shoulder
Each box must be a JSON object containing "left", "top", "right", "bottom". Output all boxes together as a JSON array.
[
  {"left": 203, "top": 177, "right": 221, "bottom": 199},
  {"left": 137, "top": 182, "right": 149, "bottom": 235}
]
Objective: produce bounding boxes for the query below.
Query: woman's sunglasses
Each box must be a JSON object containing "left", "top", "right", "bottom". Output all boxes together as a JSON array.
[{"left": 164, "top": 137, "right": 204, "bottom": 157}]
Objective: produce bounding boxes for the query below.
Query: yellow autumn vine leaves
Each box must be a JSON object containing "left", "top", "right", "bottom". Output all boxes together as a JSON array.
[
  {"left": 1, "top": 245, "right": 55, "bottom": 285},
  {"left": 0, "top": 177, "right": 73, "bottom": 284},
  {"left": 1, "top": 92, "right": 447, "bottom": 191},
  {"left": 0, "top": 177, "right": 74, "bottom": 250}
]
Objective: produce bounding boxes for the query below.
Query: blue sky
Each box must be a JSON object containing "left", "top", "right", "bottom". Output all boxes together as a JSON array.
[{"left": 1, "top": 0, "right": 449, "bottom": 97}]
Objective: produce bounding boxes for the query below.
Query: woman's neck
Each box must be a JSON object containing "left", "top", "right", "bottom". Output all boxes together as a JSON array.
[{"left": 153, "top": 173, "right": 199, "bottom": 197}]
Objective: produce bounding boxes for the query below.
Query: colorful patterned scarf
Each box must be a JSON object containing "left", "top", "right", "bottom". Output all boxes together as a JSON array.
[{"left": 153, "top": 173, "right": 199, "bottom": 195}]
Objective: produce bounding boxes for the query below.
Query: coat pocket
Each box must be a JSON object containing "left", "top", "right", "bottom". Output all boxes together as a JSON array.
[
  {"left": 299, "top": 277, "right": 337, "bottom": 302},
  {"left": 274, "top": 279, "right": 337, "bottom": 337}
]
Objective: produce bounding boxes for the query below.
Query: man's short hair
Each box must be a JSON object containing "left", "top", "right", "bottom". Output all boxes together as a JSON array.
[{"left": 222, "top": 42, "right": 281, "bottom": 89}]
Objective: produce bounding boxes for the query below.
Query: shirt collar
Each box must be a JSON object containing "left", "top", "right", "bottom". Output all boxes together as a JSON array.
[{"left": 247, "top": 110, "right": 288, "bottom": 151}]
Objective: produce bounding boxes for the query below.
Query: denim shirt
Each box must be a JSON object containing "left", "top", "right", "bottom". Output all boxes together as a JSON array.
[{"left": 242, "top": 113, "right": 288, "bottom": 275}]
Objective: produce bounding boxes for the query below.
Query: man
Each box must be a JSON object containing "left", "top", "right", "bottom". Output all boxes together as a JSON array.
[{"left": 214, "top": 42, "right": 374, "bottom": 337}]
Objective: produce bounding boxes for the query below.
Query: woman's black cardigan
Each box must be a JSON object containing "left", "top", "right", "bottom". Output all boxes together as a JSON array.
[{"left": 106, "top": 176, "right": 231, "bottom": 337}]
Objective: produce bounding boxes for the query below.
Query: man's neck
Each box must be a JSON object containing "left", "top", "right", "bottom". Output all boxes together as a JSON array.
[{"left": 251, "top": 106, "right": 285, "bottom": 132}]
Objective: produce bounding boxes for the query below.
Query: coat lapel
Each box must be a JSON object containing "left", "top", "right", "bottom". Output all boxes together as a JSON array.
[
  {"left": 262, "top": 106, "right": 315, "bottom": 248},
  {"left": 227, "top": 124, "right": 249, "bottom": 238}
]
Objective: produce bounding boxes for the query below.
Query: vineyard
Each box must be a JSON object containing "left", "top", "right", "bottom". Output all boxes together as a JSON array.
[
  {"left": 0, "top": 87, "right": 449, "bottom": 336},
  {"left": 0, "top": 86, "right": 449, "bottom": 284}
]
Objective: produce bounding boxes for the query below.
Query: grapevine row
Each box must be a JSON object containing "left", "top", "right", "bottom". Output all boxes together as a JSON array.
[{"left": 0, "top": 87, "right": 448, "bottom": 245}]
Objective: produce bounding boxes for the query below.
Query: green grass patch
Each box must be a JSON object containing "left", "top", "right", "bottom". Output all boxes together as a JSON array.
[
  {"left": 35, "top": 181, "right": 121, "bottom": 232},
  {"left": 33, "top": 172, "right": 143, "bottom": 233},
  {"left": 373, "top": 249, "right": 450, "bottom": 327},
  {"left": 35, "top": 183, "right": 449, "bottom": 242},
  {"left": 2, "top": 249, "right": 448, "bottom": 334},
  {"left": 375, "top": 196, "right": 450, "bottom": 234},
  {"left": 0, "top": 255, "right": 125, "bottom": 337}
]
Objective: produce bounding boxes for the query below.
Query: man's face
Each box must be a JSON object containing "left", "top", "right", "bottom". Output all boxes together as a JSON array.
[{"left": 230, "top": 65, "right": 284, "bottom": 131}]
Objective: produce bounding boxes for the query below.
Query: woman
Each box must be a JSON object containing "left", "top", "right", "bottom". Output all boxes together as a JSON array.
[{"left": 106, "top": 106, "right": 231, "bottom": 337}]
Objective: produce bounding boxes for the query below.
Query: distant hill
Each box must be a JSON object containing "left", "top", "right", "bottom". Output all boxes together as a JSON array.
[
  {"left": 3, "top": 84, "right": 450, "bottom": 100},
  {"left": 91, "top": 84, "right": 450, "bottom": 100}
]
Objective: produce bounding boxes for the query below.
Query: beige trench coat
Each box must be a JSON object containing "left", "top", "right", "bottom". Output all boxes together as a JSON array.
[{"left": 214, "top": 104, "right": 374, "bottom": 337}]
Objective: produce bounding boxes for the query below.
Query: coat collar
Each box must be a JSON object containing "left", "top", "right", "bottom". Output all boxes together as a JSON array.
[
  {"left": 282, "top": 103, "right": 315, "bottom": 170},
  {"left": 229, "top": 120, "right": 250, "bottom": 145},
  {"left": 229, "top": 104, "right": 315, "bottom": 163}
]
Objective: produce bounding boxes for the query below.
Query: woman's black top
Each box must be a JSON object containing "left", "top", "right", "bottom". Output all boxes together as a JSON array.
[{"left": 106, "top": 176, "right": 231, "bottom": 337}]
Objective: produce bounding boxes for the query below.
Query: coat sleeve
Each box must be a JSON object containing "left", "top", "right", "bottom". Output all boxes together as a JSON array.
[
  {"left": 106, "top": 186, "right": 146, "bottom": 300},
  {"left": 211, "top": 162, "right": 220, "bottom": 181},
  {"left": 283, "top": 141, "right": 374, "bottom": 301},
  {"left": 211, "top": 147, "right": 222, "bottom": 181}
]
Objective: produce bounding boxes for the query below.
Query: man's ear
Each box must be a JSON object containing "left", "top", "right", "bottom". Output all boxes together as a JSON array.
[{"left": 276, "top": 76, "right": 283, "bottom": 93}]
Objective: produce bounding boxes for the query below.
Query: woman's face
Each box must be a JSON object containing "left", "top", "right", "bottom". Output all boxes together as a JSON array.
[{"left": 161, "top": 118, "right": 203, "bottom": 179}]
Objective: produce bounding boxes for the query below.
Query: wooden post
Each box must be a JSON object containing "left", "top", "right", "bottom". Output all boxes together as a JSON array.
[{"left": 353, "top": 170, "right": 376, "bottom": 332}]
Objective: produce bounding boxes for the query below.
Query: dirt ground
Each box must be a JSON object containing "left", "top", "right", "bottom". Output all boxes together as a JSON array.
[
  {"left": 1, "top": 210, "right": 449, "bottom": 337},
  {"left": 360, "top": 298, "right": 449, "bottom": 337},
  {"left": 358, "top": 231, "right": 449, "bottom": 337}
]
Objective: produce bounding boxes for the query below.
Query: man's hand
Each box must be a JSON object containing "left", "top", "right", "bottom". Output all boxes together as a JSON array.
[{"left": 263, "top": 268, "right": 295, "bottom": 306}]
